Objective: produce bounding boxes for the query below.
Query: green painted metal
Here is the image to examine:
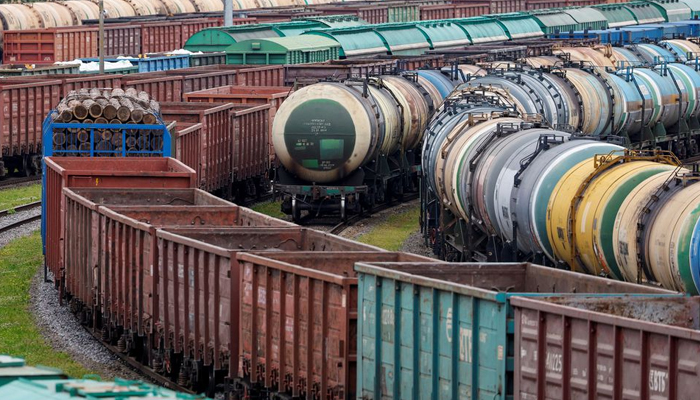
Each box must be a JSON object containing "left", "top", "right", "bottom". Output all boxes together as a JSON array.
[
  {"left": 225, "top": 36, "right": 340, "bottom": 64},
  {"left": 563, "top": 7, "right": 609, "bottom": 30},
  {"left": 0, "top": 357, "right": 24, "bottom": 368},
  {"left": 488, "top": 13, "right": 544, "bottom": 39},
  {"left": 0, "top": 64, "right": 80, "bottom": 76},
  {"left": 271, "top": 20, "right": 328, "bottom": 37},
  {"left": 307, "top": 14, "right": 368, "bottom": 28},
  {"left": 415, "top": 21, "right": 471, "bottom": 49},
  {"left": 679, "top": 0, "right": 700, "bottom": 17},
  {"left": 623, "top": 1, "right": 666, "bottom": 24},
  {"left": 355, "top": 262, "right": 681, "bottom": 400},
  {"left": 184, "top": 25, "right": 280, "bottom": 52},
  {"left": 592, "top": 4, "right": 639, "bottom": 27},
  {"left": 648, "top": 0, "right": 692, "bottom": 22},
  {"left": 373, "top": 23, "right": 432, "bottom": 55},
  {"left": 450, "top": 17, "right": 508, "bottom": 44},
  {"left": 305, "top": 27, "right": 388, "bottom": 57},
  {"left": 0, "top": 356, "right": 64, "bottom": 388},
  {"left": 529, "top": 10, "right": 580, "bottom": 35},
  {"left": 0, "top": 378, "right": 211, "bottom": 400},
  {"left": 272, "top": 17, "right": 367, "bottom": 36}
]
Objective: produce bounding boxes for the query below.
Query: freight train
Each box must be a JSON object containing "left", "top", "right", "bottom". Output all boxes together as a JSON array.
[
  {"left": 421, "top": 51, "right": 700, "bottom": 293},
  {"left": 2, "top": 0, "right": 697, "bottom": 178},
  {"left": 271, "top": 69, "right": 458, "bottom": 221},
  {"left": 269, "top": 37, "right": 700, "bottom": 221},
  {"left": 43, "top": 156, "right": 700, "bottom": 400},
  {"left": 198, "top": 2, "right": 700, "bottom": 65}
]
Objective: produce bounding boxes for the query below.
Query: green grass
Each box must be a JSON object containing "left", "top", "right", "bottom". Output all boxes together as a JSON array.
[
  {"left": 251, "top": 200, "right": 286, "bottom": 219},
  {"left": 0, "top": 183, "right": 41, "bottom": 211},
  {"left": 0, "top": 231, "right": 94, "bottom": 378},
  {"left": 357, "top": 204, "right": 420, "bottom": 251}
]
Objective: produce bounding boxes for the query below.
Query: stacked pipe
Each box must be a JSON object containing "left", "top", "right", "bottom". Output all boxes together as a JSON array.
[
  {"left": 423, "top": 81, "right": 700, "bottom": 294},
  {"left": 52, "top": 88, "right": 162, "bottom": 155}
]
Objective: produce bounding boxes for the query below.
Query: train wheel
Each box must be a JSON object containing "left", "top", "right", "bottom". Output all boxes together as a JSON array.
[
  {"left": 291, "top": 196, "right": 301, "bottom": 223},
  {"left": 18, "top": 155, "right": 31, "bottom": 177},
  {"left": 340, "top": 194, "right": 347, "bottom": 221}
]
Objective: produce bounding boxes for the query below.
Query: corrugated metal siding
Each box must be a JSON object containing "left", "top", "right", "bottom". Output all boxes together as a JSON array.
[
  {"left": 530, "top": 11, "right": 580, "bottom": 34},
  {"left": 649, "top": 0, "right": 693, "bottom": 22},
  {"left": 680, "top": 0, "right": 700, "bottom": 17},
  {"left": 492, "top": 14, "right": 545, "bottom": 39},
  {"left": 375, "top": 25, "right": 432, "bottom": 55},
  {"left": 453, "top": 18, "right": 509, "bottom": 44},
  {"left": 415, "top": 23, "right": 472, "bottom": 49},
  {"left": 355, "top": 262, "right": 677, "bottom": 400},
  {"left": 624, "top": 2, "right": 666, "bottom": 24},
  {"left": 594, "top": 5, "right": 639, "bottom": 27},
  {"left": 306, "top": 30, "right": 388, "bottom": 57},
  {"left": 564, "top": 8, "right": 609, "bottom": 30}
]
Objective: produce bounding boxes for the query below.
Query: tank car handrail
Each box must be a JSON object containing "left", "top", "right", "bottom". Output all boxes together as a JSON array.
[{"left": 566, "top": 149, "right": 681, "bottom": 274}]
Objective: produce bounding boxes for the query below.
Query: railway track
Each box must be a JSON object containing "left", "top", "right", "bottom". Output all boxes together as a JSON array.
[
  {"left": 330, "top": 193, "right": 419, "bottom": 235},
  {"left": 0, "top": 201, "right": 42, "bottom": 234},
  {"left": 0, "top": 175, "right": 41, "bottom": 189},
  {"left": 84, "top": 329, "right": 195, "bottom": 395}
]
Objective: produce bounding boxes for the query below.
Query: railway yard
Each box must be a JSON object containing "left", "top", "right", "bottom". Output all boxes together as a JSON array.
[{"left": 4, "top": 0, "right": 700, "bottom": 398}]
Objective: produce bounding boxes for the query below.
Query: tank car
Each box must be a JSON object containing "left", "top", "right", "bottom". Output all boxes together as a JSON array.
[
  {"left": 421, "top": 72, "right": 700, "bottom": 294},
  {"left": 272, "top": 70, "right": 457, "bottom": 222}
]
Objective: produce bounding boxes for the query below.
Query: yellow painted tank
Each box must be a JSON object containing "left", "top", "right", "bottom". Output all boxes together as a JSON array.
[
  {"left": 613, "top": 171, "right": 680, "bottom": 283},
  {"left": 574, "top": 161, "right": 676, "bottom": 278},
  {"left": 645, "top": 181, "right": 700, "bottom": 293},
  {"left": 547, "top": 155, "right": 600, "bottom": 273}
]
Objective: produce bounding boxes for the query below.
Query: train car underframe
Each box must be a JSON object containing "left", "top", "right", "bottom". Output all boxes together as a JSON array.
[
  {"left": 64, "top": 291, "right": 226, "bottom": 397},
  {"left": 422, "top": 126, "right": 700, "bottom": 267},
  {"left": 1, "top": 153, "right": 42, "bottom": 177},
  {"left": 276, "top": 150, "right": 420, "bottom": 222}
]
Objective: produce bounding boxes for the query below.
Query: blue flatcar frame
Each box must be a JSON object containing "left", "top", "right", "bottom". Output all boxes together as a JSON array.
[{"left": 40, "top": 113, "right": 171, "bottom": 262}]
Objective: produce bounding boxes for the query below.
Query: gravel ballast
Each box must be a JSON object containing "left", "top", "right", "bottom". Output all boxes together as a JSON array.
[
  {"left": 30, "top": 268, "right": 145, "bottom": 381},
  {"left": 0, "top": 208, "right": 40, "bottom": 248},
  {"left": 0, "top": 201, "right": 147, "bottom": 381}
]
